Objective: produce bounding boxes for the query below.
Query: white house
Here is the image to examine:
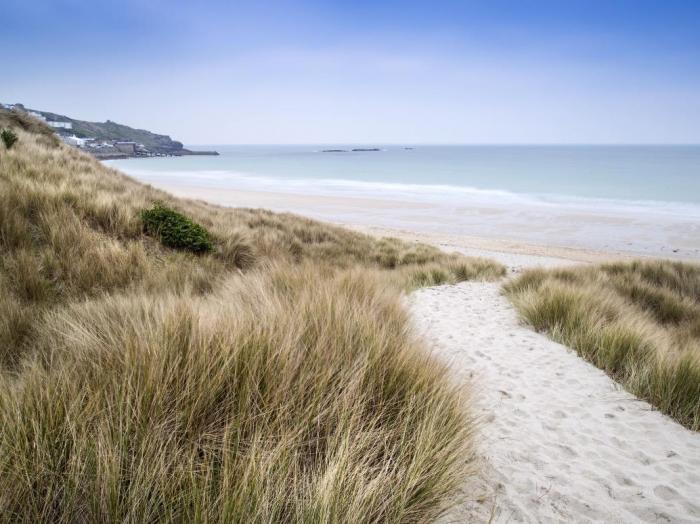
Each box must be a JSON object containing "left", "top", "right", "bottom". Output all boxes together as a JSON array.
[
  {"left": 48, "top": 121, "right": 73, "bottom": 130},
  {"left": 62, "top": 135, "right": 87, "bottom": 147},
  {"left": 28, "top": 111, "right": 47, "bottom": 122}
]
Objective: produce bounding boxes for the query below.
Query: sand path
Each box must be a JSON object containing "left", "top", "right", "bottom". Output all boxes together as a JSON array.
[{"left": 410, "top": 280, "right": 700, "bottom": 523}]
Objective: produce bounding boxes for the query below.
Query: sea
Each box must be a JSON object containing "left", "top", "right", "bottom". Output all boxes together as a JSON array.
[{"left": 108, "top": 145, "right": 700, "bottom": 209}]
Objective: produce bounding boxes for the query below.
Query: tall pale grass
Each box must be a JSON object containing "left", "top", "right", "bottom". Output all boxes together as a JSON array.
[
  {"left": 0, "top": 265, "right": 476, "bottom": 522},
  {"left": 0, "top": 108, "right": 501, "bottom": 520},
  {"left": 504, "top": 261, "right": 700, "bottom": 430},
  {"left": 0, "top": 111, "right": 504, "bottom": 365}
]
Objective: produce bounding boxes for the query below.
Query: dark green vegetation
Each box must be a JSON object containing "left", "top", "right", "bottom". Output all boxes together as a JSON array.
[
  {"left": 504, "top": 260, "right": 700, "bottom": 430},
  {"left": 0, "top": 107, "right": 503, "bottom": 521},
  {"left": 1, "top": 129, "right": 18, "bottom": 149},
  {"left": 141, "top": 202, "right": 214, "bottom": 253}
]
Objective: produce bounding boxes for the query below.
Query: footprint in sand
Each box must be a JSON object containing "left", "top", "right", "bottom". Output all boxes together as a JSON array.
[
  {"left": 654, "top": 485, "right": 679, "bottom": 501},
  {"left": 557, "top": 444, "right": 578, "bottom": 458}
]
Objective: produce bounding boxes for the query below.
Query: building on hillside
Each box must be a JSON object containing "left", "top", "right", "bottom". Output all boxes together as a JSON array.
[
  {"left": 62, "top": 135, "right": 88, "bottom": 147},
  {"left": 114, "top": 141, "right": 137, "bottom": 155},
  {"left": 48, "top": 121, "right": 73, "bottom": 130},
  {"left": 28, "top": 111, "right": 47, "bottom": 122}
]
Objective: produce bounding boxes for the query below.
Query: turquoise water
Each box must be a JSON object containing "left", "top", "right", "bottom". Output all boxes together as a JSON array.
[{"left": 109, "top": 145, "right": 700, "bottom": 208}]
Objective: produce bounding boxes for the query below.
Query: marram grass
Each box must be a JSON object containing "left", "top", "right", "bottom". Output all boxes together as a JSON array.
[
  {"left": 504, "top": 261, "right": 700, "bottom": 430},
  {"left": 0, "top": 265, "right": 476, "bottom": 522},
  {"left": 0, "top": 108, "right": 502, "bottom": 521},
  {"left": 0, "top": 109, "right": 503, "bottom": 366}
]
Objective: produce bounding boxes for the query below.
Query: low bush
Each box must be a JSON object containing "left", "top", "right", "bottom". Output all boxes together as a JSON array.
[
  {"left": 140, "top": 202, "right": 214, "bottom": 253},
  {"left": 1, "top": 129, "right": 18, "bottom": 149}
]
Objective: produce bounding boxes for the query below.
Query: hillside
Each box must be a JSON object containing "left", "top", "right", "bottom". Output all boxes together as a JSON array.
[
  {"left": 1, "top": 103, "right": 217, "bottom": 157},
  {"left": 0, "top": 107, "right": 505, "bottom": 522}
]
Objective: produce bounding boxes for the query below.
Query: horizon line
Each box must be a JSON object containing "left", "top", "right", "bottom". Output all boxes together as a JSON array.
[{"left": 186, "top": 142, "right": 700, "bottom": 147}]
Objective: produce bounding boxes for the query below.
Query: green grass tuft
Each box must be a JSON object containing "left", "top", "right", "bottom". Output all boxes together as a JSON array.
[{"left": 1, "top": 129, "right": 18, "bottom": 149}]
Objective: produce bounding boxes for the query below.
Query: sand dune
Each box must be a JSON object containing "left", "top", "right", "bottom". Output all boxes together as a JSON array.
[
  {"left": 100, "top": 173, "right": 700, "bottom": 520},
  {"left": 411, "top": 275, "right": 700, "bottom": 522}
]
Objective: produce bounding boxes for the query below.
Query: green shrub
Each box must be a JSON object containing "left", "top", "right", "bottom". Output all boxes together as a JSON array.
[
  {"left": 140, "top": 202, "right": 213, "bottom": 253},
  {"left": 1, "top": 129, "right": 18, "bottom": 149}
]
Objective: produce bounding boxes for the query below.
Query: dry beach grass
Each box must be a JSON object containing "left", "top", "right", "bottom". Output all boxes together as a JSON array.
[
  {"left": 0, "top": 109, "right": 505, "bottom": 521},
  {"left": 504, "top": 260, "right": 700, "bottom": 430},
  {"left": 0, "top": 110, "right": 504, "bottom": 366},
  {"left": 0, "top": 266, "right": 479, "bottom": 522}
]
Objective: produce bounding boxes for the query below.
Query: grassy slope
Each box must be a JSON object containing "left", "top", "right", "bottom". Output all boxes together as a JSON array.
[
  {"left": 0, "top": 109, "right": 504, "bottom": 366},
  {"left": 0, "top": 110, "right": 504, "bottom": 522},
  {"left": 33, "top": 107, "right": 185, "bottom": 152},
  {"left": 504, "top": 261, "right": 700, "bottom": 430}
]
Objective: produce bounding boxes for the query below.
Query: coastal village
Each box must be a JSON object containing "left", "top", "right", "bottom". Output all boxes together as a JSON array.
[{"left": 1, "top": 103, "right": 217, "bottom": 159}]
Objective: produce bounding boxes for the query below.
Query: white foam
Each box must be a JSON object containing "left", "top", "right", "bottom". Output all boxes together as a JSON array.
[{"left": 110, "top": 164, "right": 700, "bottom": 220}]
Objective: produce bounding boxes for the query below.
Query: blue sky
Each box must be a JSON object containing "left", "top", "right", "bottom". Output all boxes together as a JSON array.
[{"left": 3, "top": 0, "right": 700, "bottom": 144}]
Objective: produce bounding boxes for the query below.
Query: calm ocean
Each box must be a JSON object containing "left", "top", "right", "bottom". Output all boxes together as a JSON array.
[{"left": 108, "top": 145, "right": 700, "bottom": 214}]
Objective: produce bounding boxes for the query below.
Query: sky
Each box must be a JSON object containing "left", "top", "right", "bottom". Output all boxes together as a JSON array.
[{"left": 3, "top": 0, "right": 700, "bottom": 144}]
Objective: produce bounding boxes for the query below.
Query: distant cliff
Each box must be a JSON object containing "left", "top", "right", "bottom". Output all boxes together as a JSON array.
[{"left": 1, "top": 103, "right": 217, "bottom": 158}]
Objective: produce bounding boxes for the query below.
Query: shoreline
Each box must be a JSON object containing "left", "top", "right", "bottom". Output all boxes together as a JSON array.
[
  {"left": 124, "top": 179, "right": 700, "bottom": 264},
  {"left": 345, "top": 223, "right": 635, "bottom": 268}
]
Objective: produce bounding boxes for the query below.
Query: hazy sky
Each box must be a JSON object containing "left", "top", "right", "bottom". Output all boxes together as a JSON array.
[{"left": 3, "top": 0, "right": 700, "bottom": 144}]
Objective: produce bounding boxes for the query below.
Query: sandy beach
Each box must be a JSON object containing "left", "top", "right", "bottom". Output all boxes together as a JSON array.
[{"left": 134, "top": 182, "right": 700, "bottom": 263}]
